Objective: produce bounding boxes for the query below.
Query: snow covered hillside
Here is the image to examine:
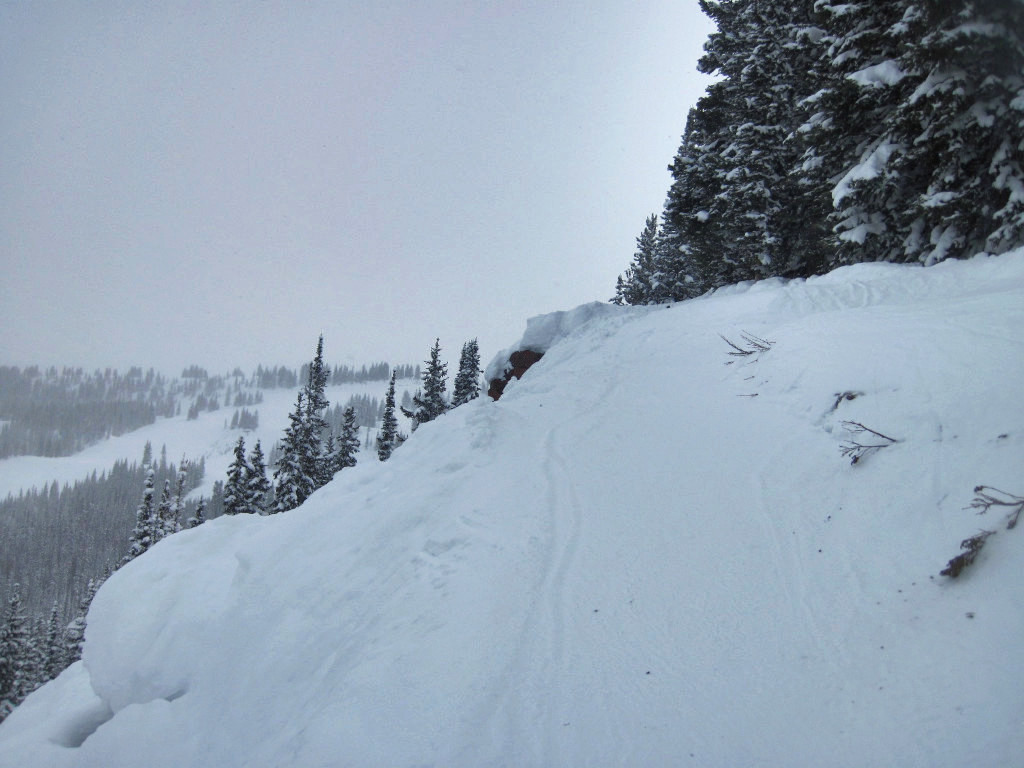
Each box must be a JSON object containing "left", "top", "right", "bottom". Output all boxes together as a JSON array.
[{"left": 2, "top": 252, "right": 1023, "bottom": 767}]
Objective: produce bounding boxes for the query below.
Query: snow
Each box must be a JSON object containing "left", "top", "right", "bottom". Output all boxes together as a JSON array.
[
  {"left": 2, "top": 251, "right": 1024, "bottom": 767},
  {"left": 483, "top": 301, "right": 624, "bottom": 385},
  {"left": 833, "top": 140, "right": 900, "bottom": 205},
  {"left": 847, "top": 60, "right": 906, "bottom": 88}
]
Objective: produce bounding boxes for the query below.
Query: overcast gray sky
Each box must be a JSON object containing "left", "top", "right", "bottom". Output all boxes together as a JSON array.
[{"left": 1, "top": 0, "right": 713, "bottom": 375}]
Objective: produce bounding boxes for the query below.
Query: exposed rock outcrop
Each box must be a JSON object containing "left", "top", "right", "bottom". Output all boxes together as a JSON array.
[{"left": 487, "top": 349, "right": 544, "bottom": 400}]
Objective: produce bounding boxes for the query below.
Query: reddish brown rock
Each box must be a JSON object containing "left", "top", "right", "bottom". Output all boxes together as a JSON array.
[{"left": 487, "top": 349, "right": 544, "bottom": 400}]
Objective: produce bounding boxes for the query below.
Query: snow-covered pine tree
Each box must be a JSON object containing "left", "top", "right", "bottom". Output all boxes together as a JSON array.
[
  {"left": 246, "top": 440, "right": 272, "bottom": 514},
  {"left": 302, "top": 335, "right": 330, "bottom": 491},
  {"left": 186, "top": 497, "right": 207, "bottom": 528},
  {"left": 320, "top": 433, "right": 337, "bottom": 486},
  {"left": 123, "top": 467, "right": 157, "bottom": 564},
  {"left": 377, "top": 371, "right": 405, "bottom": 462},
  {"left": 63, "top": 577, "right": 101, "bottom": 665},
  {"left": 0, "top": 584, "right": 30, "bottom": 720},
  {"left": 274, "top": 392, "right": 312, "bottom": 512},
  {"left": 847, "top": 0, "right": 1024, "bottom": 264},
  {"left": 800, "top": 0, "right": 918, "bottom": 267},
  {"left": 656, "top": 100, "right": 729, "bottom": 300},
  {"left": 402, "top": 339, "right": 448, "bottom": 430},
  {"left": 692, "top": 0, "right": 824, "bottom": 281},
  {"left": 166, "top": 462, "right": 188, "bottom": 536},
  {"left": 451, "top": 339, "right": 482, "bottom": 407},
  {"left": 613, "top": 214, "right": 661, "bottom": 305},
  {"left": 334, "top": 406, "right": 360, "bottom": 473},
  {"left": 223, "top": 436, "right": 250, "bottom": 516},
  {"left": 41, "top": 601, "right": 65, "bottom": 683},
  {"left": 153, "top": 479, "right": 174, "bottom": 543}
]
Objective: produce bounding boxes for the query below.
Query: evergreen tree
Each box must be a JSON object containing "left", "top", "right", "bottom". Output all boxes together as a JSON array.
[
  {"left": 246, "top": 440, "right": 272, "bottom": 514},
  {"left": 63, "top": 577, "right": 101, "bottom": 665},
  {"left": 302, "top": 335, "right": 330, "bottom": 490},
  {"left": 613, "top": 214, "right": 662, "bottom": 304},
  {"left": 41, "top": 602, "right": 65, "bottom": 682},
  {"left": 800, "top": 0, "right": 919, "bottom": 267},
  {"left": 153, "top": 479, "right": 174, "bottom": 543},
  {"left": 333, "top": 406, "right": 360, "bottom": 473},
  {"left": 274, "top": 392, "right": 312, "bottom": 512},
  {"left": 124, "top": 468, "right": 157, "bottom": 564},
  {"left": 823, "top": 0, "right": 1024, "bottom": 264},
  {"left": 402, "top": 339, "right": 448, "bottom": 430},
  {"left": 187, "top": 497, "right": 207, "bottom": 529},
  {"left": 451, "top": 339, "right": 483, "bottom": 407},
  {"left": 223, "top": 436, "right": 250, "bottom": 515},
  {"left": 166, "top": 462, "right": 187, "bottom": 537},
  {"left": 0, "top": 584, "right": 30, "bottom": 720},
  {"left": 376, "top": 372, "right": 405, "bottom": 461},
  {"left": 320, "top": 433, "right": 338, "bottom": 487}
]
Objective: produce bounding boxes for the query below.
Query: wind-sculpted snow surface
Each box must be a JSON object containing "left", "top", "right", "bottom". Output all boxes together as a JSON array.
[{"left": 2, "top": 252, "right": 1024, "bottom": 767}]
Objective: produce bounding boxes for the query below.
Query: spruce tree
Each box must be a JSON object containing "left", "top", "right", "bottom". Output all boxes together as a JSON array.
[
  {"left": 274, "top": 392, "right": 312, "bottom": 512},
  {"left": 124, "top": 468, "right": 157, "bottom": 564},
  {"left": 833, "top": 0, "right": 1024, "bottom": 264},
  {"left": 42, "top": 602, "right": 65, "bottom": 682},
  {"left": 63, "top": 577, "right": 101, "bottom": 665},
  {"left": 0, "top": 584, "right": 30, "bottom": 720},
  {"left": 223, "top": 436, "right": 250, "bottom": 515},
  {"left": 153, "top": 479, "right": 174, "bottom": 543},
  {"left": 334, "top": 406, "right": 360, "bottom": 472},
  {"left": 166, "top": 462, "right": 187, "bottom": 536},
  {"left": 246, "top": 440, "right": 272, "bottom": 514},
  {"left": 302, "top": 335, "right": 330, "bottom": 489},
  {"left": 451, "top": 339, "right": 482, "bottom": 407},
  {"left": 376, "top": 371, "right": 405, "bottom": 461},
  {"left": 691, "top": 0, "right": 824, "bottom": 281},
  {"left": 613, "top": 214, "right": 662, "bottom": 304},
  {"left": 403, "top": 339, "right": 448, "bottom": 430},
  {"left": 187, "top": 496, "right": 207, "bottom": 529}
]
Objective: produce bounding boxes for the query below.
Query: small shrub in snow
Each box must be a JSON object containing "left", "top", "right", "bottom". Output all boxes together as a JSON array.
[
  {"left": 839, "top": 421, "right": 900, "bottom": 465},
  {"left": 940, "top": 530, "right": 995, "bottom": 579}
]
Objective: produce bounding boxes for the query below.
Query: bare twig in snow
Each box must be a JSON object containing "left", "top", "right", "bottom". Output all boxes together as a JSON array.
[
  {"left": 720, "top": 332, "right": 775, "bottom": 359},
  {"left": 965, "top": 486, "right": 1024, "bottom": 530},
  {"left": 839, "top": 421, "right": 900, "bottom": 465}
]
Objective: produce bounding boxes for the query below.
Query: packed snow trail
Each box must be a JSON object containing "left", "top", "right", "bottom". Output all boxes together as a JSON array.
[{"left": 2, "top": 252, "right": 1023, "bottom": 767}]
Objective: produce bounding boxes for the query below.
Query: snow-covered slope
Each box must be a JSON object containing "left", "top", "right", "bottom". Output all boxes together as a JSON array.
[{"left": 3, "top": 253, "right": 1023, "bottom": 767}]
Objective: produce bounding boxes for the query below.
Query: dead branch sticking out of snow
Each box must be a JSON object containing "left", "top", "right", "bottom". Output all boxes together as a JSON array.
[
  {"left": 839, "top": 421, "right": 900, "bottom": 465},
  {"left": 966, "top": 486, "right": 1024, "bottom": 530},
  {"left": 720, "top": 332, "right": 774, "bottom": 362}
]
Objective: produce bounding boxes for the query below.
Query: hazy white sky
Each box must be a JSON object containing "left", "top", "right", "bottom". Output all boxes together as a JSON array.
[{"left": 1, "top": 0, "right": 713, "bottom": 375}]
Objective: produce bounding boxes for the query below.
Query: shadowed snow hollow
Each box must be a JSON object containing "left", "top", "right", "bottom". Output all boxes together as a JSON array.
[{"left": 2, "top": 252, "right": 1023, "bottom": 767}]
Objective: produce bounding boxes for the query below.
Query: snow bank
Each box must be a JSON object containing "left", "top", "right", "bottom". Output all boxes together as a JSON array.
[
  {"left": 2, "top": 252, "right": 1024, "bottom": 767},
  {"left": 483, "top": 301, "right": 629, "bottom": 385}
]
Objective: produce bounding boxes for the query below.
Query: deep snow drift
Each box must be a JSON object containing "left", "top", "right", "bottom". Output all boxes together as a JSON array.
[{"left": 2, "top": 253, "right": 1023, "bottom": 767}]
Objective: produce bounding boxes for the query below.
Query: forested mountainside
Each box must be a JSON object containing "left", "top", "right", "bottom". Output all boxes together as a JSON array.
[{"left": 0, "top": 362, "right": 418, "bottom": 459}]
